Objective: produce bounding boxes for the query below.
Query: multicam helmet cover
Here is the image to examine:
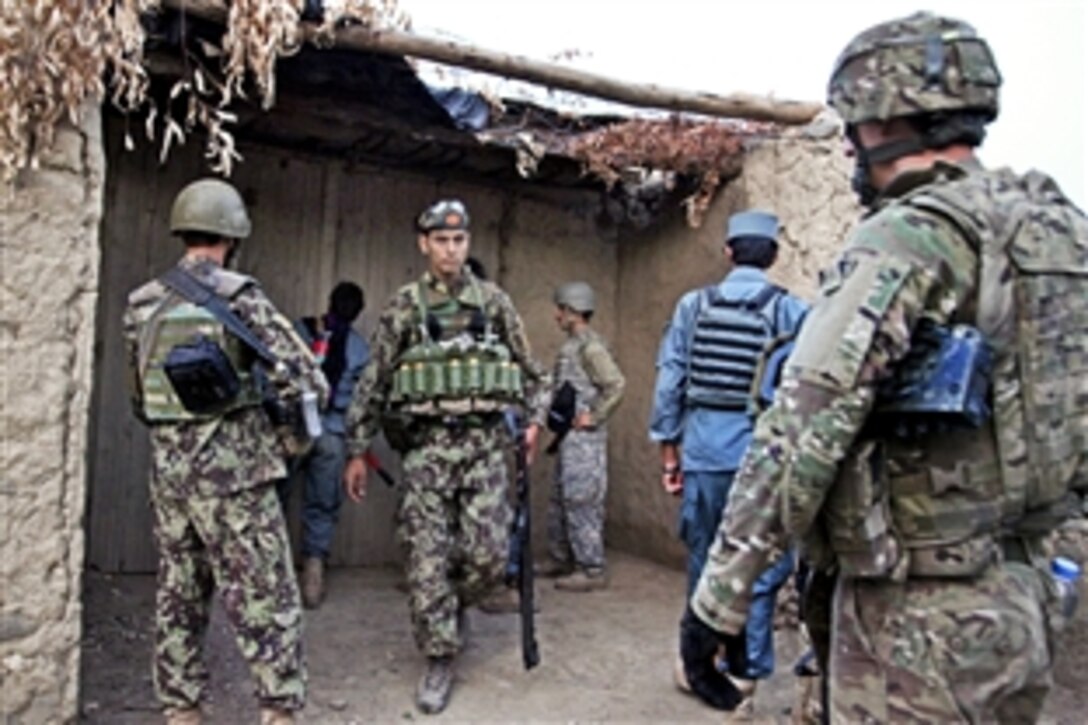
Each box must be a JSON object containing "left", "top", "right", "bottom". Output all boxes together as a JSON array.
[{"left": 828, "top": 11, "right": 1001, "bottom": 126}]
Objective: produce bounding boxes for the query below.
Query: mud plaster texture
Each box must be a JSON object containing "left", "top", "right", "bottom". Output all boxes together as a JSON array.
[
  {"left": 0, "top": 107, "right": 103, "bottom": 722},
  {"left": 609, "top": 131, "right": 860, "bottom": 568}
]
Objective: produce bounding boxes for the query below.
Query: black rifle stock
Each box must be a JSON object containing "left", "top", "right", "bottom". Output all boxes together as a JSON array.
[{"left": 505, "top": 413, "right": 541, "bottom": 670}]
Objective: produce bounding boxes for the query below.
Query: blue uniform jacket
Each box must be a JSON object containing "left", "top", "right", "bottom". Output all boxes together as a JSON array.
[{"left": 648, "top": 267, "right": 808, "bottom": 472}]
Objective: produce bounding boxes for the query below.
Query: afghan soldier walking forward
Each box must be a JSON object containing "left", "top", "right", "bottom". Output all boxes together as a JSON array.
[
  {"left": 343, "top": 200, "right": 550, "bottom": 715},
  {"left": 124, "top": 178, "right": 328, "bottom": 725},
  {"left": 680, "top": 12, "right": 1088, "bottom": 722}
]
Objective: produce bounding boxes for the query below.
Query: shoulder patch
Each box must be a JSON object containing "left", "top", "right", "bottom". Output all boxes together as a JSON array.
[{"left": 788, "top": 248, "right": 913, "bottom": 390}]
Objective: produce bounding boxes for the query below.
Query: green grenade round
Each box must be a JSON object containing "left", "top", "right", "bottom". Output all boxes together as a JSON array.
[
  {"left": 448, "top": 358, "right": 464, "bottom": 396},
  {"left": 466, "top": 356, "right": 482, "bottom": 393}
]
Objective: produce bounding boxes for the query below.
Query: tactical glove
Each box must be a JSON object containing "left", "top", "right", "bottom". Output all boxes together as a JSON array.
[{"left": 679, "top": 605, "right": 748, "bottom": 710}]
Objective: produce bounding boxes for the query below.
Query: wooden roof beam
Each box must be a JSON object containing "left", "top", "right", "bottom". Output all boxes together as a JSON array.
[{"left": 161, "top": 0, "right": 824, "bottom": 125}]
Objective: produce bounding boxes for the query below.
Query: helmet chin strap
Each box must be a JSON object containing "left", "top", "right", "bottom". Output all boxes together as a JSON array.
[{"left": 847, "top": 127, "right": 929, "bottom": 207}]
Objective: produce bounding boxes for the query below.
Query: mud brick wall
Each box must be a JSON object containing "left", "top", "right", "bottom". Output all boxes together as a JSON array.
[{"left": 0, "top": 106, "right": 104, "bottom": 723}]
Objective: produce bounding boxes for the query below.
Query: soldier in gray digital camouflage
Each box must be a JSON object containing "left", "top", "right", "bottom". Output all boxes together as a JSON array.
[
  {"left": 539, "top": 281, "right": 625, "bottom": 591},
  {"left": 679, "top": 11, "right": 1088, "bottom": 722},
  {"left": 123, "top": 178, "right": 329, "bottom": 725},
  {"left": 342, "top": 199, "right": 550, "bottom": 715}
]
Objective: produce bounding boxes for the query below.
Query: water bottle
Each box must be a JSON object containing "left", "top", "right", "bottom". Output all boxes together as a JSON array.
[
  {"left": 300, "top": 390, "right": 323, "bottom": 439},
  {"left": 1051, "top": 556, "right": 1081, "bottom": 620}
]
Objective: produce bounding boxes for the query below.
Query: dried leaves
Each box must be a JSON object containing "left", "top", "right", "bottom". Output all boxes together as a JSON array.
[
  {"left": 566, "top": 117, "right": 759, "bottom": 226},
  {"left": 0, "top": 0, "right": 152, "bottom": 184},
  {"left": 222, "top": 0, "right": 304, "bottom": 110},
  {"left": 0, "top": 0, "right": 408, "bottom": 185}
]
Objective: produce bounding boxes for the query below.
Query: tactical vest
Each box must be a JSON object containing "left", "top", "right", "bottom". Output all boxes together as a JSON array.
[
  {"left": 826, "top": 167, "right": 1088, "bottom": 580},
  {"left": 389, "top": 276, "right": 523, "bottom": 416},
  {"left": 684, "top": 284, "right": 782, "bottom": 410},
  {"left": 138, "top": 281, "right": 261, "bottom": 422},
  {"left": 554, "top": 331, "right": 601, "bottom": 420}
]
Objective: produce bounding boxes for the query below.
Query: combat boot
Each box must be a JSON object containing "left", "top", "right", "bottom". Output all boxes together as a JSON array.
[
  {"left": 554, "top": 569, "right": 608, "bottom": 592},
  {"left": 164, "top": 707, "right": 202, "bottom": 725},
  {"left": 416, "top": 655, "right": 454, "bottom": 714},
  {"left": 259, "top": 707, "right": 294, "bottom": 725},
  {"left": 301, "top": 557, "right": 325, "bottom": 609}
]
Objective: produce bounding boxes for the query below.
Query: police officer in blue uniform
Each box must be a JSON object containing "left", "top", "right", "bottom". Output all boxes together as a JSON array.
[{"left": 649, "top": 209, "right": 808, "bottom": 710}]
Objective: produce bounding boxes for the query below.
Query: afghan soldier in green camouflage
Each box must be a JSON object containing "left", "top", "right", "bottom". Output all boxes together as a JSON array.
[
  {"left": 680, "top": 12, "right": 1088, "bottom": 722},
  {"left": 342, "top": 200, "right": 550, "bottom": 715},
  {"left": 124, "top": 179, "right": 329, "bottom": 725},
  {"left": 542, "top": 281, "right": 625, "bottom": 591}
]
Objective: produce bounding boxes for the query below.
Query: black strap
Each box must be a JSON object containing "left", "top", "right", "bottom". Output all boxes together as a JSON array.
[
  {"left": 160, "top": 267, "right": 278, "bottom": 366},
  {"left": 749, "top": 283, "right": 784, "bottom": 312},
  {"left": 704, "top": 282, "right": 783, "bottom": 312}
]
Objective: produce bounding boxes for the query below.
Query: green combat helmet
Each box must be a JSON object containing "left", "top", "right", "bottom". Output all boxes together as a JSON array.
[
  {"left": 828, "top": 11, "right": 1001, "bottom": 125},
  {"left": 554, "top": 281, "right": 595, "bottom": 314},
  {"left": 169, "top": 178, "right": 252, "bottom": 239}
]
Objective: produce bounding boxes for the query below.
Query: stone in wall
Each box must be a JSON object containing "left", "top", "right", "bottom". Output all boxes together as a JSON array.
[{"left": 0, "top": 104, "right": 104, "bottom": 723}]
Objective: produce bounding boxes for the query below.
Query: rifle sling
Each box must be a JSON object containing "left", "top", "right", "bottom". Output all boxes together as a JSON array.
[{"left": 161, "top": 267, "right": 278, "bottom": 367}]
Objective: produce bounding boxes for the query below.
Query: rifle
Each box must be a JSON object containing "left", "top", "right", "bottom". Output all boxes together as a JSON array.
[
  {"left": 545, "top": 381, "right": 576, "bottom": 455},
  {"left": 504, "top": 411, "right": 541, "bottom": 670}
]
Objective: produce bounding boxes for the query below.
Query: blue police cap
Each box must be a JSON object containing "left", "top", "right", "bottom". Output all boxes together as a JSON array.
[{"left": 727, "top": 210, "right": 779, "bottom": 242}]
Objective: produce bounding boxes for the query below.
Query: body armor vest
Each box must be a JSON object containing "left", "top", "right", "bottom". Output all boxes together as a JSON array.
[
  {"left": 554, "top": 331, "right": 605, "bottom": 438},
  {"left": 684, "top": 284, "right": 782, "bottom": 410},
  {"left": 139, "top": 292, "right": 261, "bottom": 422},
  {"left": 826, "top": 167, "right": 1088, "bottom": 579},
  {"left": 389, "top": 277, "right": 523, "bottom": 416}
]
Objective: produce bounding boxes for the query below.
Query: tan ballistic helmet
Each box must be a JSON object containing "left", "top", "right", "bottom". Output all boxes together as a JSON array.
[
  {"left": 169, "top": 178, "right": 252, "bottom": 239},
  {"left": 554, "top": 281, "right": 596, "bottom": 314}
]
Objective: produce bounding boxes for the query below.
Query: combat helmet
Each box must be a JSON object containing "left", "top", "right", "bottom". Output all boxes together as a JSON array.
[
  {"left": 828, "top": 11, "right": 1002, "bottom": 126},
  {"left": 169, "top": 178, "right": 252, "bottom": 239},
  {"left": 554, "top": 281, "right": 596, "bottom": 314}
]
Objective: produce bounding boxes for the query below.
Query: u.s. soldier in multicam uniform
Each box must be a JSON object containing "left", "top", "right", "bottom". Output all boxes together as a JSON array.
[
  {"left": 680, "top": 12, "right": 1088, "bottom": 723},
  {"left": 123, "top": 179, "right": 329, "bottom": 725},
  {"left": 342, "top": 199, "right": 550, "bottom": 715},
  {"left": 541, "top": 281, "right": 625, "bottom": 592}
]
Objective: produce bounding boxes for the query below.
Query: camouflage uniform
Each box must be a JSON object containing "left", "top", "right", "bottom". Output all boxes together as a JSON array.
[
  {"left": 692, "top": 13, "right": 1088, "bottom": 722},
  {"left": 346, "top": 270, "right": 549, "bottom": 657},
  {"left": 124, "top": 256, "right": 328, "bottom": 712},
  {"left": 549, "top": 327, "right": 625, "bottom": 574}
]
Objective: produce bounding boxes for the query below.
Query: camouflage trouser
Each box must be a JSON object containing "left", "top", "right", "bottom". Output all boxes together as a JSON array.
[
  {"left": 400, "top": 422, "right": 511, "bottom": 657},
  {"left": 150, "top": 482, "right": 306, "bottom": 711},
  {"left": 548, "top": 428, "right": 607, "bottom": 572},
  {"left": 831, "top": 562, "right": 1052, "bottom": 723}
]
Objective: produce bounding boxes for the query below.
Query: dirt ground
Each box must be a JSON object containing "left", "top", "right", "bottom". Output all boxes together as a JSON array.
[{"left": 80, "top": 548, "right": 1088, "bottom": 724}]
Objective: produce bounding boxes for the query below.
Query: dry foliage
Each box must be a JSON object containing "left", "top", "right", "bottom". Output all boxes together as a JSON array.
[
  {"left": 565, "top": 117, "right": 762, "bottom": 227},
  {"left": 0, "top": 0, "right": 408, "bottom": 184},
  {"left": 0, "top": 0, "right": 154, "bottom": 185}
]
